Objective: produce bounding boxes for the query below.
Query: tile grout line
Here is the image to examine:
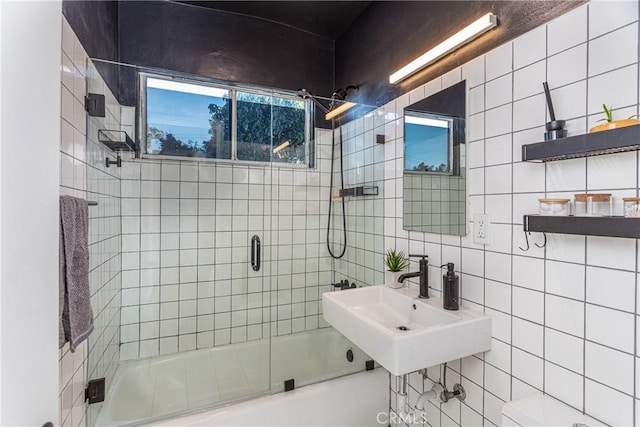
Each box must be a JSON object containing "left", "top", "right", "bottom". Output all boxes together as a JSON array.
[
  {"left": 509, "top": 29, "right": 519, "bottom": 405},
  {"left": 482, "top": 49, "right": 489, "bottom": 424},
  {"left": 582, "top": 4, "right": 591, "bottom": 413}
]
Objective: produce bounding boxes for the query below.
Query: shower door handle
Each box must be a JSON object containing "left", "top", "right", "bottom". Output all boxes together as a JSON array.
[{"left": 251, "top": 235, "right": 261, "bottom": 271}]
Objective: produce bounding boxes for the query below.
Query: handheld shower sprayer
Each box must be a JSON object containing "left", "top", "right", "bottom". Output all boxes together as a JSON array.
[{"left": 295, "top": 85, "right": 358, "bottom": 260}]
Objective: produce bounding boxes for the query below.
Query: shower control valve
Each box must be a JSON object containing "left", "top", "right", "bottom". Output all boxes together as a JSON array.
[{"left": 331, "top": 279, "right": 356, "bottom": 290}]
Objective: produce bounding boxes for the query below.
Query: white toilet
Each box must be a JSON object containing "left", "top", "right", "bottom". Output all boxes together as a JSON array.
[{"left": 502, "top": 393, "right": 604, "bottom": 426}]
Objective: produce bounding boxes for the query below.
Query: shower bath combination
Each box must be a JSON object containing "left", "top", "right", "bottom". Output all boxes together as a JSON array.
[
  {"left": 296, "top": 85, "right": 359, "bottom": 260},
  {"left": 76, "top": 53, "right": 375, "bottom": 426}
]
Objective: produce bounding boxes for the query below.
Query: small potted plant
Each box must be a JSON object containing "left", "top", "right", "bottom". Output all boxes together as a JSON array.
[
  {"left": 589, "top": 104, "right": 640, "bottom": 133},
  {"left": 384, "top": 249, "right": 409, "bottom": 288}
]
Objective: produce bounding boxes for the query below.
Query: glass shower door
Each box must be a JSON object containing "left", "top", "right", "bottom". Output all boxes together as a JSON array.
[
  {"left": 268, "top": 114, "right": 369, "bottom": 395},
  {"left": 215, "top": 162, "right": 273, "bottom": 401},
  {"left": 83, "top": 59, "right": 277, "bottom": 426},
  {"left": 84, "top": 58, "right": 127, "bottom": 427}
]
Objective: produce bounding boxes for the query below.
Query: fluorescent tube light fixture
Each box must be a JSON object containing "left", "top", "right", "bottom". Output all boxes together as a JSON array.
[
  {"left": 273, "top": 140, "right": 290, "bottom": 154},
  {"left": 325, "top": 102, "right": 356, "bottom": 120},
  {"left": 389, "top": 12, "right": 497, "bottom": 84},
  {"left": 147, "top": 77, "right": 229, "bottom": 98}
]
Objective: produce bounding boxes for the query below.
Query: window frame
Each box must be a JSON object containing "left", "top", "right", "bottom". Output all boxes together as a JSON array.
[{"left": 138, "top": 71, "right": 313, "bottom": 168}]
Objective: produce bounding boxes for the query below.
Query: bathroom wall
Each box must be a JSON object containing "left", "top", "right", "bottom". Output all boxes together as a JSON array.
[
  {"left": 59, "top": 17, "right": 124, "bottom": 427},
  {"left": 337, "top": 2, "right": 640, "bottom": 425},
  {"left": 335, "top": 1, "right": 585, "bottom": 108},
  {"left": 117, "top": 131, "right": 334, "bottom": 360},
  {"left": 118, "top": 1, "right": 334, "bottom": 109},
  {"left": 330, "top": 119, "right": 386, "bottom": 288},
  {"left": 52, "top": 1, "right": 639, "bottom": 425}
]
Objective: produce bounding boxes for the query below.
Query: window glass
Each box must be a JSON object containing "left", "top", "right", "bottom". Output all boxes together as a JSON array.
[
  {"left": 404, "top": 114, "right": 453, "bottom": 174},
  {"left": 146, "top": 78, "right": 232, "bottom": 159},
  {"left": 236, "top": 91, "right": 273, "bottom": 162},
  {"left": 236, "top": 91, "right": 306, "bottom": 163},
  {"left": 143, "top": 75, "right": 309, "bottom": 165},
  {"left": 271, "top": 95, "right": 307, "bottom": 164}
]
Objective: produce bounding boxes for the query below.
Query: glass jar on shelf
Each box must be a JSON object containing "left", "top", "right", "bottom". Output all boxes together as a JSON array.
[
  {"left": 573, "top": 193, "right": 612, "bottom": 216},
  {"left": 538, "top": 198, "right": 570, "bottom": 216},
  {"left": 623, "top": 197, "right": 640, "bottom": 218}
]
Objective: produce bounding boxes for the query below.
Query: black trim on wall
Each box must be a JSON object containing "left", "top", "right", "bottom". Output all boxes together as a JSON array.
[
  {"left": 406, "top": 80, "right": 466, "bottom": 118},
  {"left": 176, "top": 1, "right": 372, "bottom": 40},
  {"left": 117, "top": 1, "right": 335, "bottom": 110},
  {"left": 63, "top": 1, "right": 585, "bottom": 124},
  {"left": 335, "top": 1, "right": 585, "bottom": 108}
]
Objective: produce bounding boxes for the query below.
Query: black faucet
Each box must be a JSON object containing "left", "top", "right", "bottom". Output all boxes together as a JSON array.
[{"left": 397, "top": 255, "right": 429, "bottom": 298}]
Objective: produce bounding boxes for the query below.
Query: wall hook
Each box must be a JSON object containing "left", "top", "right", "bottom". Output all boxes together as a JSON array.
[
  {"left": 534, "top": 232, "right": 547, "bottom": 248},
  {"left": 519, "top": 231, "right": 547, "bottom": 252},
  {"left": 518, "top": 231, "right": 531, "bottom": 252},
  {"left": 105, "top": 154, "right": 121, "bottom": 168}
]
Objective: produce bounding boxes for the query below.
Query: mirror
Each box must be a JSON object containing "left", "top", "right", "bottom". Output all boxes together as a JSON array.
[{"left": 403, "top": 80, "right": 467, "bottom": 235}]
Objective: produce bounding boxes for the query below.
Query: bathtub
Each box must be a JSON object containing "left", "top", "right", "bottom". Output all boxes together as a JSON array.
[
  {"left": 95, "top": 327, "right": 383, "bottom": 426},
  {"left": 150, "top": 369, "right": 389, "bottom": 426}
]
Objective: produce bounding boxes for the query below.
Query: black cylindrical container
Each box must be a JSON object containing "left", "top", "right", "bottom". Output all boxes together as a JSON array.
[{"left": 442, "top": 263, "right": 459, "bottom": 310}]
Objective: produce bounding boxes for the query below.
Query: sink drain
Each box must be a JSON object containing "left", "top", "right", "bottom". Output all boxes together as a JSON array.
[{"left": 396, "top": 325, "right": 409, "bottom": 331}]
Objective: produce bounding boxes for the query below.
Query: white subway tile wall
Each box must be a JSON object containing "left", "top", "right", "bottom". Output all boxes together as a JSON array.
[
  {"left": 331, "top": 120, "right": 386, "bottom": 288},
  {"left": 376, "top": 2, "right": 639, "bottom": 426},
  {"left": 59, "top": 17, "right": 124, "bottom": 427}
]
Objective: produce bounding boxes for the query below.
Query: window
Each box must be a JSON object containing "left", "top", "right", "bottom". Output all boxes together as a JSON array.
[
  {"left": 404, "top": 113, "right": 454, "bottom": 174},
  {"left": 141, "top": 74, "right": 311, "bottom": 165},
  {"left": 236, "top": 91, "right": 307, "bottom": 163}
]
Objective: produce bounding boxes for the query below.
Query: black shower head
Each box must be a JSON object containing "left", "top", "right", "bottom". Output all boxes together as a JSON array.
[
  {"left": 297, "top": 85, "right": 360, "bottom": 117},
  {"left": 332, "top": 85, "right": 359, "bottom": 101}
]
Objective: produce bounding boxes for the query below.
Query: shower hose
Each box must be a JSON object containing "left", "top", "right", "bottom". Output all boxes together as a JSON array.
[{"left": 326, "top": 125, "right": 347, "bottom": 259}]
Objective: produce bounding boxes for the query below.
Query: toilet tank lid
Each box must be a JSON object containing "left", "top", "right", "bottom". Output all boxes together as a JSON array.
[{"left": 502, "top": 394, "right": 604, "bottom": 427}]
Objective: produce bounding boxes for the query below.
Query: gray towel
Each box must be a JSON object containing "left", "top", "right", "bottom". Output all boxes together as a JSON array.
[{"left": 59, "top": 195, "right": 93, "bottom": 352}]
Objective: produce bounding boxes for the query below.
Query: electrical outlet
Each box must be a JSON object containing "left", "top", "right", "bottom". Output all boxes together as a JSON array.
[{"left": 473, "top": 214, "right": 490, "bottom": 245}]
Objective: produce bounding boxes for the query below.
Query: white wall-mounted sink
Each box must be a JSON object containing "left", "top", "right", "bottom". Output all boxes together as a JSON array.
[{"left": 322, "top": 285, "right": 492, "bottom": 376}]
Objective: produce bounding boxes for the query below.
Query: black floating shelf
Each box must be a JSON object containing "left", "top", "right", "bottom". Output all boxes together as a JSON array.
[
  {"left": 522, "top": 125, "right": 640, "bottom": 162},
  {"left": 98, "top": 129, "right": 135, "bottom": 153},
  {"left": 524, "top": 215, "right": 640, "bottom": 239}
]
